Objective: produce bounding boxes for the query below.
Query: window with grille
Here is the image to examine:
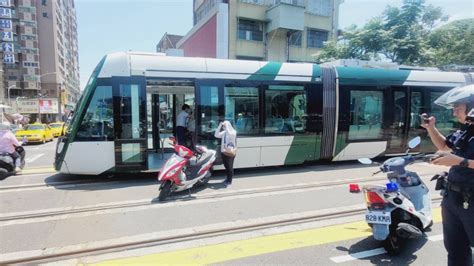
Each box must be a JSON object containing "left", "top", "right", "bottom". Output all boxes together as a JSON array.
[
  {"left": 289, "top": 31, "right": 302, "bottom": 46},
  {"left": 238, "top": 19, "right": 263, "bottom": 41},
  {"left": 307, "top": 29, "right": 328, "bottom": 48}
]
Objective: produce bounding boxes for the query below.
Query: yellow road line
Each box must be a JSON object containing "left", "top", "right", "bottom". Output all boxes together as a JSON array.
[
  {"left": 93, "top": 208, "right": 442, "bottom": 265},
  {"left": 20, "top": 167, "right": 55, "bottom": 174}
]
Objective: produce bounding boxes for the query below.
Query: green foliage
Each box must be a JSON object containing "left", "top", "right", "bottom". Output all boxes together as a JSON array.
[
  {"left": 428, "top": 19, "right": 474, "bottom": 66},
  {"left": 316, "top": 0, "right": 472, "bottom": 67}
]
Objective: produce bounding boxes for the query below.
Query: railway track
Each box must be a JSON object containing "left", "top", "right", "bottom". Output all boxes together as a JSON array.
[
  {"left": 0, "top": 175, "right": 388, "bottom": 223},
  {"left": 0, "top": 197, "right": 443, "bottom": 265}
]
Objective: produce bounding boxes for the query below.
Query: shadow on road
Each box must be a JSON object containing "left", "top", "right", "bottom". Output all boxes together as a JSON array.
[{"left": 336, "top": 234, "right": 430, "bottom": 265}]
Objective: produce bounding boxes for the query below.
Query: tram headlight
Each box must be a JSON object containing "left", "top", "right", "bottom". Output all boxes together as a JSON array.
[{"left": 56, "top": 141, "right": 64, "bottom": 154}]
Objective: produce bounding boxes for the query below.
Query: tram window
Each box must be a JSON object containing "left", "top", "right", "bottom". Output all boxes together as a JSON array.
[
  {"left": 76, "top": 86, "right": 114, "bottom": 141},
  {"left": 265, "top": 85, "right": 307, "bottom": 134},
  {"left": 410, "top": 91, "right": 423, "bottom": 128},
  {"left": 430, "top": 91, "right": 456, "bottom": 135},
  {"left": 349, "top": 90, "right": 384, "bottom": 140},
  {"left": 225, "top": 86, "right": 259, "bottom": 135},
  {"left": 199, "top": 86, "right": 220, "bottom": 135}
]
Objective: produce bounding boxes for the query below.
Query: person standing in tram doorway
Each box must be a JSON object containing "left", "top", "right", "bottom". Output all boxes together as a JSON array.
[
  {"left": 187, "top": 110, "right": 196, "bottom": 148},
  {"left": 215, "top": 121, "right": 237, "bottom": 186},
  {"left": 421, "top": 86, "right": 474, "bottom": 266},
  {"left": 176, "top": 104, "right": 191, "bottom": 146}
]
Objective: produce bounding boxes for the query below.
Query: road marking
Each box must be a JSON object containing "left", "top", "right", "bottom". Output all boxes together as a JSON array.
[
  {"left": 26, "top": 154, "right": 44, "bottom": 163},
  {"left": 429, "top": 234, "right": 443, "bottom": 242},
  {"left": 92, "top": 208, "right": 442, "bottom": 265},
  {"left": 330, "top": 248, "right": 386, "bottom": 263},
  {"left": 17, "top": 167, "right": 55, "bottom": 175}
]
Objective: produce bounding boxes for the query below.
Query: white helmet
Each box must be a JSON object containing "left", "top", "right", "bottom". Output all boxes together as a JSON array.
[
  {"left": 435, "top": 84, "right": 474, "bottom": 112},
  {"left": 0, "top": 121, "right": 11, "bottom": 131}
]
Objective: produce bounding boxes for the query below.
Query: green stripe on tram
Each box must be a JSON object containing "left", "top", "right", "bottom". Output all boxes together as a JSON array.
[
  {"left": 336, "top": 67, "right": 411, "bottom": 85},
  {"left": 247, "top": 62, "right": 282, "bottom": 81}
]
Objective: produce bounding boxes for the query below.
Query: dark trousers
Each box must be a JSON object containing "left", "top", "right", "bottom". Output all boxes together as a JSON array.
[
  {"left": 222, "top": 153, "right": 235, "bottom": 183},
  {"left": 176, "top": 126, "right": 186, "bottom": 146},
  {"left": 442, "top": 191, "right": 474, "bottom": 266}
]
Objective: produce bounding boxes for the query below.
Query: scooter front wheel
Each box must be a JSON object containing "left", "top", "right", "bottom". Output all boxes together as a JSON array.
[{"left": 159, "top": 180, "right": 172, "bottom": 201}]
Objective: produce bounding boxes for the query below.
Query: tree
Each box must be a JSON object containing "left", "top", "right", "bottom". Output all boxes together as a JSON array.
[
  {"left": 428, "top": 19, "right": 474, "bottom": 66},
  {"left": 316, "top": 0, "right": 450, "bottom": 66}
]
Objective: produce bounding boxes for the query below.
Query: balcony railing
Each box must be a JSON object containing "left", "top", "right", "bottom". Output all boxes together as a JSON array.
[{"left": 270, "top": 0, "right": 304, "bottom": 7}]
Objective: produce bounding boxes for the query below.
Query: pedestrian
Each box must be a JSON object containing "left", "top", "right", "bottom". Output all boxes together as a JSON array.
[
  {"left": 0, "top": 122, "right": 22, "bottom": 172},
  {"left": 187, "top": 110, "right": 196, "bottom": 148},
  {"left": 214, "top": 120, "right": 237, "bottom": 186},
  {"left": 421, "top": 88, "right": 473, "bottom": 266},
  {"left": 176, "top": 104, "right": 191, "bottom": 145}
]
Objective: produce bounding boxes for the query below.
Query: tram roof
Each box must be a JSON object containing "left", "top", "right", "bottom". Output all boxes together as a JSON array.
[{"left": 97, "top": 52, "right": 469, "bottom": 87}]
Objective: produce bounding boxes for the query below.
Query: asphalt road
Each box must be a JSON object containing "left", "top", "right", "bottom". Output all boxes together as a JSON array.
[
  {"left": 21, "top": 138, "right": 57, "bottom": 169},
  {"left": 0, "top": 158, "right": 457, "bottom": 265}
]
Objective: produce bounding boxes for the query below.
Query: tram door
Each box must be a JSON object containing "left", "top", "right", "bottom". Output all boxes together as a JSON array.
[
  {"left": 114, "top": 83, "right": 148, "bottom": 171},
  {"left": 386, "top": 87, "right": 409, "bottom": 154}
]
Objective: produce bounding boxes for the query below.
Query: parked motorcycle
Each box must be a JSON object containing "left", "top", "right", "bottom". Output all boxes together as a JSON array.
[
  {"left": 349, "top": 137, "right": 437, "bottom": 255},
  {"left": 0, "top": 145, "right": 26, "bottom": 179},
  {"left": 157, "top": 137, "right": 216, "bottom": 201}
]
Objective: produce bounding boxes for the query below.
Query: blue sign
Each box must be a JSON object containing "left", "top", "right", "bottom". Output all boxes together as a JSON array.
[
  {"left": 2, "top": 42, "right": 13, "bottom": 52},
  {"left": 0, "top": 7, "right": 11, "bottom": 18},
  {"left": 3, "top": 53, "right": 14, "bottom": 64},
  {"left": 0, "top": 0, "right": 11, "bottom": 7},
  {"left": 0, "top": 31, "right": 12, "bottom": 41},
  {"left": 0, "top": 18, "right": 11, "bottom": 29}
]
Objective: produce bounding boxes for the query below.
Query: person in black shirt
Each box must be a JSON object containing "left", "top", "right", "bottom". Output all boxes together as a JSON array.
[{"left": 422, "top": 92, "right": 473, "bottom": 266}]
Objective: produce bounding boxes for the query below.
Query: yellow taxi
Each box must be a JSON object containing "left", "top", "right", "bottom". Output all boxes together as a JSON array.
[
  {"left": 15, "top": 123, "right": 54, "bottom": 144},
  {"left": 49, "top": 122, "right": 65, "bottom": 137}
]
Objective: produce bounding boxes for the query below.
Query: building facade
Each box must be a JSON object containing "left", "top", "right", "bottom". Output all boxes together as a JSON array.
[
  {"left": 36, "top": 0, "right": 80, "bottom": 117},
  {"left": 0, "top": 0, "right": 79, "bottom": 123},
  {"left": 166, "top": 0, "right": 343, "bottom": 62}
]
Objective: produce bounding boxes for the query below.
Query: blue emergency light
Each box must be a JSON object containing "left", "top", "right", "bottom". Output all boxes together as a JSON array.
[{"left": 386, "top": 182, "right": 399, "bottom": 192}]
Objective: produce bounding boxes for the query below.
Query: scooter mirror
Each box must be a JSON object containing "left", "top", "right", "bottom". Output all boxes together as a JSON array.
[
  {"left": 408, "top": 136, "right": 421, "bottom": 149},
  {"left": 358, "top": 158, "right": 373, "bottom": 165}
]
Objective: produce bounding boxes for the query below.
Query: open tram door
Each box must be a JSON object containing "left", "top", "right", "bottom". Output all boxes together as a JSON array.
[
  {"left": 113, "top": 79, "right": 148, "bottom": 172},
  {"left": 146, "top": 80, "right": 195, "bottom": 170}
]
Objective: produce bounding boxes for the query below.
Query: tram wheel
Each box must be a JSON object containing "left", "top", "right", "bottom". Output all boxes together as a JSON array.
[{"left": 159, "top": 181, "right": 172, "bottom": 201}]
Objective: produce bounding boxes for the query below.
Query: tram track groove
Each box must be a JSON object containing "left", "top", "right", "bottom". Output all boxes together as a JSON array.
[
  {"left": 0, "top": 175, "right": 389, "bottom": 222},
  {"left": 0, "top": 197, "right": 442, "bottom": 265}
]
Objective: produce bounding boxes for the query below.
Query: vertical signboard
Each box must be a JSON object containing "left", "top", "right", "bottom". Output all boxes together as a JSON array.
[{"left": 0, "top": 0, "right": 14, "bottom": 65}]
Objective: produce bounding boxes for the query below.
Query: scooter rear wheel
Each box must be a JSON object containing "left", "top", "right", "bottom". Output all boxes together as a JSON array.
[
  {"left": 383, "top": 231, "right": 402, "bottom": 255},
  {"left": 159, "top": 181, "right": 172, "bottom": 201}
]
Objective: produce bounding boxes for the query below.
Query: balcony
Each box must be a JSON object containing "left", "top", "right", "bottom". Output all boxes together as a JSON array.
[{"left": 266, "top": 0, "right": 304, "bottom": 32}]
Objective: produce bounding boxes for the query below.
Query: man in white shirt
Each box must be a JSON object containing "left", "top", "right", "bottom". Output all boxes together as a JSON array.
[{"left": 176, "top": 104, "right": 191, "bottom": 145}]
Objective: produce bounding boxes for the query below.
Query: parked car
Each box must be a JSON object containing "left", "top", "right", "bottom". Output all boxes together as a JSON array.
[
  {"left": 15, "top": 123, "right": 54, "bottom": 144},
  {"left": 49, "top": 122, "right": 65, "bottom": 137}
]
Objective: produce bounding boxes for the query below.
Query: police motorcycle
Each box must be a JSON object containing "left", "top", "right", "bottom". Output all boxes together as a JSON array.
[
  {"left": 0, "top": 140, "right": 26, "bottom": 179},
  {"left": 350, "top": 137, "right": 437, "bottom": 255},
  {"left": 158, "top": 137, "right": 216, "bottom": 201}
]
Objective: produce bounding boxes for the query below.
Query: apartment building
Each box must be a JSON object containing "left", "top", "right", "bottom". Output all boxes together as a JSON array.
[
  {"left": 37, "top": 0, "right": 80, "bottom": 112},
  {"left": 161, "top": 0, "right": 343, "bottom": 62},
  {"left": 0, "top": 0, "right": 79, "bottom": 122}
]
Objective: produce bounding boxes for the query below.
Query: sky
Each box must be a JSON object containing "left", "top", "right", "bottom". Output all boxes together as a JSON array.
[{"left": 75, "top": 0, "right": 473, "bottom": 90}]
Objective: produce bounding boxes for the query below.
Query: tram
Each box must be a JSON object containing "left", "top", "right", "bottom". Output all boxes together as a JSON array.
[{"left": 54, "top": 52, "right": 472, "bottom": 175}]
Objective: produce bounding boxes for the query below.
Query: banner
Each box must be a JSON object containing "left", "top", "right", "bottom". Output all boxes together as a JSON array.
[
  {"left": 17, "top": 100, "right": 39, "bottom": 114},
  {"left": 39, "top": 99, "right": 59, "bottom": 114}
]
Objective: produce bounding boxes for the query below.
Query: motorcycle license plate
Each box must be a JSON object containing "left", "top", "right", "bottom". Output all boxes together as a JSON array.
[{"left": 365, "top": 211, "right": 391, "bottom": 225}]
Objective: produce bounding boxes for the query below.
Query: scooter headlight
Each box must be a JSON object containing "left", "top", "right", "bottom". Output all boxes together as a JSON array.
[{"left": 165, "top": 168, "right": 179, "bottom": 178}]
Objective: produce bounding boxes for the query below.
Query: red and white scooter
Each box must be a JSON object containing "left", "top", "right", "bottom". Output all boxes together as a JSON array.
[{"left": 157, "top": 137, "right": 216, "bottom": 201}]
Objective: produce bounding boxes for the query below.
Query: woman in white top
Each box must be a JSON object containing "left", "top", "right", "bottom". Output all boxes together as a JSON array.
[{"left": 214, "top": 120, "right": 237, "bottom": 185}]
